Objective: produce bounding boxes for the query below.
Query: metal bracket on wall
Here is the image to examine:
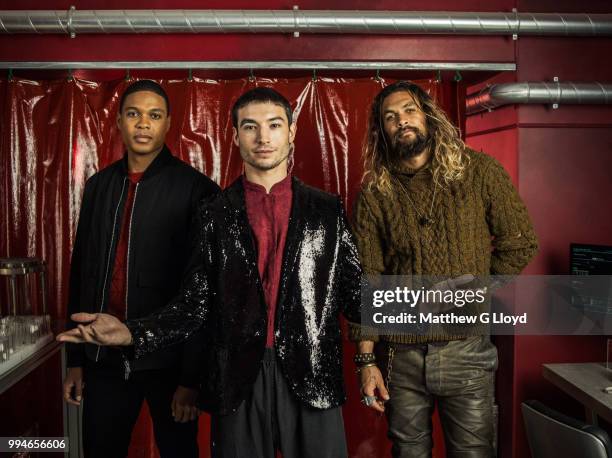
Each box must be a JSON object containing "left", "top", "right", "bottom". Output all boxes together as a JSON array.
[
  {"left": 293, "top": 5, "right": 300, "bottom": 38},
  {"left": 67, "top": 5, "right": 76, "bottom": 39}
]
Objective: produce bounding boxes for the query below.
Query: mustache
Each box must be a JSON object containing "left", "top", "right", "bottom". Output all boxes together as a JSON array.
[{"left": 394, "top": 126, "right": 420, "bottom": 140}]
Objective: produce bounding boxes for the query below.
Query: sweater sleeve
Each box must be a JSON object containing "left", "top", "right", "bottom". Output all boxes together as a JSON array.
[
  {"left": 347, "top": 189, "right": 385, "bottom": 342},
  {"left": 483, "top": 157, "right": 538, "bottom": 275}
]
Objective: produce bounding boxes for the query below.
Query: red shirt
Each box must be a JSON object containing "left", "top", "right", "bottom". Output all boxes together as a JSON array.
[
  {"left": 107, "top": 171, "right": 144, "bottom": 320},
  {"left": 243, "top": 174, "right": 293, "bottom": 347}
]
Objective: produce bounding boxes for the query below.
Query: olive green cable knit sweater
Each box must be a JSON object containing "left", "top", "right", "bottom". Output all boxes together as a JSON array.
[{"left": 350, "top": 148, "right": 538, "bottom": 344}]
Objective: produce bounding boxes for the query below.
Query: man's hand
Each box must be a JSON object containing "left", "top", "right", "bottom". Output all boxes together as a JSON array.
[
  {"left": 56, "top": 313, "right": 133, "bottom": 346},
  {"left": 171, "top": 386, "right": 200, "bottom": 423},
  {"left": 63, "top": 366, "right": 84, "bottom": 406},
  {"left": 359, "top": 365, "right": 389, "bottom": 413},
  {"left": 428, "top": 274, "right": 486, "bottom": 314}
]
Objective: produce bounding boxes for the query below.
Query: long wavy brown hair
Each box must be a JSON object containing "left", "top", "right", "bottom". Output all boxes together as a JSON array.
[{"left": 363, "top": 81, "right": 469, "bottom": 196}]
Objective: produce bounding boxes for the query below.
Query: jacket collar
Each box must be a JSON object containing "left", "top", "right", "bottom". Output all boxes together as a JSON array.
[{"left": 119, "top": 145, "right": 174, "bottom": 180}]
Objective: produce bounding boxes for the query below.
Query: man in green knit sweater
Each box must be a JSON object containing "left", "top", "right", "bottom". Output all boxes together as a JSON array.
[{"left": 351, "top": 81, "right": 538, "bottom": 457}]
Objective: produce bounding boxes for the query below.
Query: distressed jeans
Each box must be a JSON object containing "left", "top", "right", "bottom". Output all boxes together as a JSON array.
[{"left": 377, "top": 336, "right": 498, "bottom": 458}]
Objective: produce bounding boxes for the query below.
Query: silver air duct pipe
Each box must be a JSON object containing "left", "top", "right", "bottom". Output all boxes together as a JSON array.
[
  {"left": 466, "top": 82, "right": 612, "bottom": 115},
  {"left": 0, "top": 9, "right": 611, "bottom": 37}
]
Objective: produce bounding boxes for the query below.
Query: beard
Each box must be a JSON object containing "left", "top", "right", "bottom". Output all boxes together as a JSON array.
[{"left": 392, "top": 126, "right": 430, "bottom": 160}]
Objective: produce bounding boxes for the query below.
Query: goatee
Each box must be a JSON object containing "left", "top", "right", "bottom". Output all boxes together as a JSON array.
[{"left": 393, "top": 128, "right": 430, "bottom": 160}]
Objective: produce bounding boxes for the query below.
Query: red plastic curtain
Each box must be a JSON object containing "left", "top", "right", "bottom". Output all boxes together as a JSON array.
[{"left": 0, "top": 75, "right": 459, "bottom": 457}]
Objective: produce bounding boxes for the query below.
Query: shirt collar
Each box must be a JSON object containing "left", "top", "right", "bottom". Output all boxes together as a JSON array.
[{"left": 242, "top": 173, "right": 292, "bottom": 195}]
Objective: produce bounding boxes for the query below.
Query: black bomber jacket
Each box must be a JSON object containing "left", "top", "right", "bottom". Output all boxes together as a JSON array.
[{"left": 66, "top": 145, "right": 219, "bottom": 386}]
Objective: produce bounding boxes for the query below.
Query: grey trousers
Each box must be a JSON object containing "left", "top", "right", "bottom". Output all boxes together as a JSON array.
[
  {"left": 378, "top": 336, "right": 498, "bottom": 458},
  {"left": 211, "top": 348, "right": 348, "bottom": 458}
]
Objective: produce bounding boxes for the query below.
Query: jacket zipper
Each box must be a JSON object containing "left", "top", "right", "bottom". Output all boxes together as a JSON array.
[
  {"left": 125, "top": 183, "right": 139, "bottom": 321},
  {"left": 122, "top": 183, "right": 139, "bottom": 380},
  {"left": 95, "top": 178, "right": 127, "bottom": 362}
]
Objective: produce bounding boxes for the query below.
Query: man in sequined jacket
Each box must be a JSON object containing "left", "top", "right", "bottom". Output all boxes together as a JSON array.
[{"left": 58, "top": 87, "right": 363, "bottom": 458}]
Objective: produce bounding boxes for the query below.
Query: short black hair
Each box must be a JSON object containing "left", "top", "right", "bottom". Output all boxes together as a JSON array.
[
  {"left": 119, "top": 80, "right": 170, "bottom": 114},
  {"left": 231, "top": 87, "right": 292, "bottom": 127}
]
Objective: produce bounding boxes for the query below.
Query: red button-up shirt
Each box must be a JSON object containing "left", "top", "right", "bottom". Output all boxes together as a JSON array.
[
  {"left": 108, "top": 171, "right": 143, "bottom": 320},
  {"left": 243, "top": 174, "right": 293, "bottom": 347}
]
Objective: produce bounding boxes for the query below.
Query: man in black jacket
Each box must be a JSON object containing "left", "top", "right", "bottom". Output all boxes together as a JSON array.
[
  {"left": 61, "top": 80, "right": 219, "bottom": 458},
  {"left": 58, "top": 87, "right": 362, "bottom": 458}
]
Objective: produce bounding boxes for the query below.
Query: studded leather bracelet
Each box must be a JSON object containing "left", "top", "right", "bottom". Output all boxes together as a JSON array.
[{"left": 353, "top": 352, "right": 376, "bottom": 366}]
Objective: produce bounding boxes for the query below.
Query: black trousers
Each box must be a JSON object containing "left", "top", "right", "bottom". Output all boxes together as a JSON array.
[
  {"left": 82, "top": 356, "right": 198, "bottom": 458},
  {"left": 211, "top": 348, "right": 347, "bottom": 458}
]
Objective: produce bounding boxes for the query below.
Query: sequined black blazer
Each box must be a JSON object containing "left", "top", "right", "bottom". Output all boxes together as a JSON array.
[{"left": 127, "top": 176, "right": 362, "bottom": 414}]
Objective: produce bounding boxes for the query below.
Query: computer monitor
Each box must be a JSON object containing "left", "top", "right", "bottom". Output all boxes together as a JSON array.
[
  {"left": 570, "top": 243, "right": 612, "bottom": 275},
  {"left": 570, "top": 243, "right": 612, "bottom": 312}
]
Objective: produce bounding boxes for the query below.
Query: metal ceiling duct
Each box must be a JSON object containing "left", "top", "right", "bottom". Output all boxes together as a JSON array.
[
  {"left": 0, "top": 9, "right": 611, "bottom": 37},
  {"left": 466, "top": 82, "right": 612, "bottom": 115}
]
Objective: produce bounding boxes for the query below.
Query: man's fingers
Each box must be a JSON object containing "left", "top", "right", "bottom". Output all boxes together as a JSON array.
[
  {"left": 56, "top": 328, "right": 86, "bottom": 343},
  {"left": 433, "top": 274, "right": 475, "bottom": 291},
  {"left": 77, "top": 325, "right": 96, "bottom": 344},
  {"left": 175, "top": 406, "right": 198, "bottom": 423},
  {"left": 56, "top": 330, "right": 86, "bottom": 343},
  {"left": 65, "top": 397, "right": 81, "bottom": 406},
  {"left": 71, "top": 312, "right": 98, "bottom": 323},
  {"left": 377, "top": 378, "right": 390, "bottom": 401},
  {"left": 74, "top": 380, "right": 83, "bottom": 402},
  {"left": 369, "top": 401, "right": 385, "bottom": 413},
  {"left": 58, "top": 328, "right": 82, "bottom": 338},
  {"left": 359, "top": 367, "right": 389, "bottom": 413},
  {"left": 174, "top": 405, "right": 185, "bottom": 423},
  {"left": 63, "top": 380, "right": 74, "bottom": 403},
  {"left": 362, "top": 381, "right": 376, "bottom": 397},
  {"left": 63, "top": 380, "right": 81, "bottom": 406},
  {"left": 449, "top": 274, "right": 475, "bottom": 288}
]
